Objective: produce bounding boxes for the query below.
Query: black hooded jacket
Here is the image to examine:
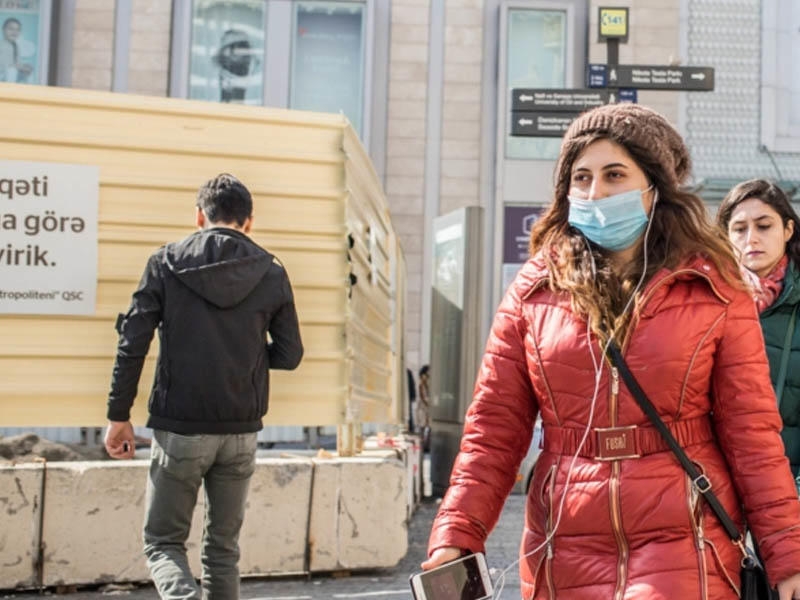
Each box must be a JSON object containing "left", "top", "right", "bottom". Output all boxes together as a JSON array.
[{"left": 107, "top": 227, "right": 303, "bottom": 434}]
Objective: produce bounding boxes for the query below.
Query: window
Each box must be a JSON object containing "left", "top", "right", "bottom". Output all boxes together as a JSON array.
[
  {"left": 0, "top": 0, "right": 51, "bottom": 85},
  {"left": 290, "top": 1, "right": 366, "bottom": 135},
  {"left": 189, "top": 0, "right": 266, "bottom": 104},
  {"left": 169, "top": 0, "right": 387, "bottom": 163},
  {"left": 505, "top": 8, "right": 567, "bottom": 159},
  {"left": 761, "top": 0, "right": 800, "bottom": 152}
]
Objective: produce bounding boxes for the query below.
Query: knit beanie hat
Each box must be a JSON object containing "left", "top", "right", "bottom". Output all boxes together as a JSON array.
[{"left": 558, "top": 104, "right": 692, "bottom": 186}]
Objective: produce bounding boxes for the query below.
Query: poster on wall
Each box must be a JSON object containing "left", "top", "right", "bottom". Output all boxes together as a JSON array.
[
  {"left": 0, "top": 160, "right": 99, "bottom": 315},
  {"left": 189, "top": 0, "right": 265, "bottom": 105},
  {"left": 0, "top": 0, "right": 41, "bottom": 84},
  {"left": 502, "top": 205, "right": 543, "bottom": 293}
]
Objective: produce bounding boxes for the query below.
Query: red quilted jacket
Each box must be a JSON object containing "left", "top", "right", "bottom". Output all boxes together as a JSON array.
[{"left": 428, "top": 254, "right": 800, "bottom": 599}]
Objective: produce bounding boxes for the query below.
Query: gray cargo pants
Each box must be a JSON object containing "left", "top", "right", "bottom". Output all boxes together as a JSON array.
[{"left": 143, "top": 429, "right": 257, "bottom": 600}]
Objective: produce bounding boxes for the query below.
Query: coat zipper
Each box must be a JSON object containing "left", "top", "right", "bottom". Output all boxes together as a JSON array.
[
  {"left": 685, "top": 474, "right": 709, "bottom": 600},
  {"left": 544, "top": 465, "right": 556, "bottom": 600},
  {"left": 603, "top": 266, "right": 724, "bottom": 600},
  {"left": 609, "top": 366, "right": 629, "bottom": 600},
  {"left": 695, "top": 507, "right": 708, "bottom": 599}
]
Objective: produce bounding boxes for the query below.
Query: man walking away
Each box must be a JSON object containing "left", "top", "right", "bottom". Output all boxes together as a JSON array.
[{"left": 104, "top": 173, "right": 303, "bottom": 599}]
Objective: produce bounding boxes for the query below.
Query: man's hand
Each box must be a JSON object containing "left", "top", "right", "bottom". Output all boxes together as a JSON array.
[{"left": 104, "top": 420, "right": 135, "bottom": 459}]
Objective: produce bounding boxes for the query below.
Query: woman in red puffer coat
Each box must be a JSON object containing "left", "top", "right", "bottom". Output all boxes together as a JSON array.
[{"left": 423, "top": 104, "right": 800, "bottom": 599}]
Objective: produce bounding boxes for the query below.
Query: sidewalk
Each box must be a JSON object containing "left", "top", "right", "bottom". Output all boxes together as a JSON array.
[{"left": 2, "top": 493, "right": 527, "bottom": 599}]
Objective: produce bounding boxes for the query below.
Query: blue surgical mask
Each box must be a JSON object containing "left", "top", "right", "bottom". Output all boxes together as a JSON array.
[{"left": 567, "top": 188, "right": 651, "bottom": 251}]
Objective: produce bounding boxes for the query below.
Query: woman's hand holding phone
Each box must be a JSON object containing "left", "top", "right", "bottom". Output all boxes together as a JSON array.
[{"left": 421, "top": 547, "right": 461, "bottom": 570}]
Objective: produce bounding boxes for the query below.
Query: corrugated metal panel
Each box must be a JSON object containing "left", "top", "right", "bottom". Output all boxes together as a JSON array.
[
  {"left": 686, "top": 0, "right": 800, "bottom": 181},
  {"left": 0, "top": 84, "right": 404, "bottom": 429},
  {"left": 342, "top": 128, "right": 399, "bottom": 425}
]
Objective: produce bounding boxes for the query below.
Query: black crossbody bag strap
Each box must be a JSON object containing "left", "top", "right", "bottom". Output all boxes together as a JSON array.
[{"left": 606, "top": 342, "right": 743, "bottom": 544}]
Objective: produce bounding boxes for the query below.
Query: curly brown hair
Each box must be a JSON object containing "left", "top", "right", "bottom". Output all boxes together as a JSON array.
[{"left": 529, "top": 131, "right": 740, "bottom": 344}]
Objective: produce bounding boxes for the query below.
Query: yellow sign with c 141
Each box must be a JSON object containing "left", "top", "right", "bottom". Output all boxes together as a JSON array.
[{"left": 599, "top": 7, "right": 628, "bottom": 42}]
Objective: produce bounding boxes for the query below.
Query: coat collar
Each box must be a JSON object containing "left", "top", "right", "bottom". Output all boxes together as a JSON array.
[
  {"left": 762, "top": 260, "right": 800, "bottom": 316},
  {"left": 516, "top": 252, "right": 733, "bottom": 311}
]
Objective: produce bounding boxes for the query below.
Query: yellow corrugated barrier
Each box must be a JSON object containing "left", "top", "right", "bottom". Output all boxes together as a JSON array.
[{"left": 0, "top": 83, "right": 404, "bottom": 430}]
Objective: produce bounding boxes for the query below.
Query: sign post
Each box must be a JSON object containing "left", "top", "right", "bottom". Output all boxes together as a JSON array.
[
  {"left": 586, "top": 64, "right": 715, "bottom": 91},
  {"left": 509, "top": 7, "right": 715, "bottom": 138},
  {"left": 510, "top": 88, "right": 614, "bottom": 137}
]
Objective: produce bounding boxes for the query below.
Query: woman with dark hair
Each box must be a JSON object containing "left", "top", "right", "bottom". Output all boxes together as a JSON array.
[
  {"left": 422, "top": 104, "right": 800, "bottom": 598},
  {"left": 717, "top": 179, "right": 800, "bottom": 478}
]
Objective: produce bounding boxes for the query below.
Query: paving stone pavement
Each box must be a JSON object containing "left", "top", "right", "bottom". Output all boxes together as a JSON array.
[{"left": 1, "top": 494, "right": 527, "bottom": 600}]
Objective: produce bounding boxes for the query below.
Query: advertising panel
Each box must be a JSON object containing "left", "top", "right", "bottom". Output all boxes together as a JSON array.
[
  {"left": 502, "top": 205, "right": 543, "bottom": 293},
  {"left": 0, "top": 160, "right": 98, "bottom": 315},
  {"left": 0, "top": 0, "right": 41, "bottom": 84},
  {"left": 189, "top": 0, "right": 265, "bottom": 104}
]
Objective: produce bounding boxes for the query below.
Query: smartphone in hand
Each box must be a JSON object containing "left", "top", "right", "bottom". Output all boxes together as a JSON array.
[{"left": 409, "top": 552, "right": 493, "bottom": 600}]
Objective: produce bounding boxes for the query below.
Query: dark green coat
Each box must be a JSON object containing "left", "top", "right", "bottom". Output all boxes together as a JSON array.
[{"left": 760, "top": 261, "right": 800, "bottom": 476}]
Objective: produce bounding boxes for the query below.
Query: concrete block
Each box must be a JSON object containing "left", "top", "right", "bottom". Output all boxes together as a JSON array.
[
  {"left": 240, "top": 458, "right": 313, "bottom": 575},
  {"left": 0, "top": 463, "right": 42, "bottom": 589},
  {"left": 2, "top": 453, "right": 408, "bottom": 588},
  {"left": 309, "top": 456, "right": 407, "bottom": 571},
  {"left": 40, "top": 461, "right": 205, "bottom": 586}
]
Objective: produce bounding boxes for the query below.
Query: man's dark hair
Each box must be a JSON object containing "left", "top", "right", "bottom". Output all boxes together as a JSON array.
[
  {"left": 3, "top": 18, "right": 21, "bottom": 31},
  {"left": 196, "top": 173, "right": 252, "bottom": 227}
]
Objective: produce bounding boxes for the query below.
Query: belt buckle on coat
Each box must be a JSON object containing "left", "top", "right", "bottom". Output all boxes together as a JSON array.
[{"left": 594, "top": 425, "right": 640, "bottom": 460}]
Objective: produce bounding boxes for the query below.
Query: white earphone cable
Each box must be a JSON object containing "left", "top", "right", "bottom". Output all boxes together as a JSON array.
[{"left": 490, "top": 188, "right": 659, "bottom": 598}]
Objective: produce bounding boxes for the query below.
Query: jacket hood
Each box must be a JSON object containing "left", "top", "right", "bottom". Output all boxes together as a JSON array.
[{"left": 164, "top": 228, "right": 272, "bottom": 308}]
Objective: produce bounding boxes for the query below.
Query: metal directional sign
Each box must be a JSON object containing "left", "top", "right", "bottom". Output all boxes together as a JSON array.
[
  {"left": 510, "top": 87, "right": 640, "bottom": 137},
  {"left": 588, "top": 64, "right": 608, "bottom": 88},
  {"left": 618, "top": 88, "right": 637, "bottom": 103},
  {"left": 512, "top": 112, "right": 577, "bottom": 137},
  {"left": 587, "top": 64, "right": 715, "bottom": 91},
  {"left": 511, "top": 88, "right": 610, "bottom": 112}
]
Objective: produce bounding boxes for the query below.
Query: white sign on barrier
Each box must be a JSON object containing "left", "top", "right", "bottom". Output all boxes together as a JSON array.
[{"left": 0, "top": 160, "right": 99, "bottom": 315}]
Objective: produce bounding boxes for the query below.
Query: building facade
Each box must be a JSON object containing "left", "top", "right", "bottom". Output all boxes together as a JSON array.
[{"left": 5, "top": 0, "right": 799, "bottom": 377}]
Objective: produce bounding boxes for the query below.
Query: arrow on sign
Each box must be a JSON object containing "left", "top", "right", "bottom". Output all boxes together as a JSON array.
[
  {"left": 519, "top": 118, "right": 533, "bottom": 126},
  {"left": 691, "top": 73, "right": 706, "bottom": 80},
  {"left": 519, "top": 94, "right": 533, "bottom": 102}
]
